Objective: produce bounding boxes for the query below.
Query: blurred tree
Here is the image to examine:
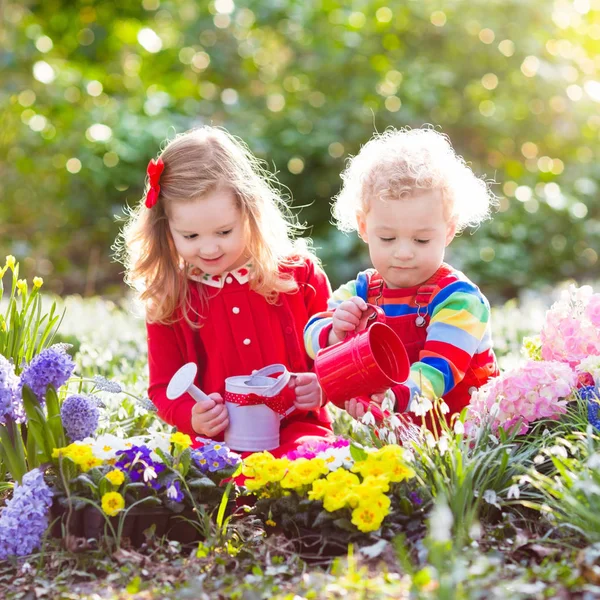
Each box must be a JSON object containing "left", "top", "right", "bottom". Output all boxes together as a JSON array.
[{"left": 1, "top": 0, "right": 599, "bottom": 299}]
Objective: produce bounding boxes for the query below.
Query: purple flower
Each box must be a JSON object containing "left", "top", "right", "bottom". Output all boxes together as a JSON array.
[
  {"left": 165, "top": 480, "right": 184, "bottom": 503},
  {"left": 115, "top": 445, "right": 166, "bottom": 490},
  {"left": 0, "top": 355, "right": 23, "bottom": 425},
  {"left": 192, "top": 441, "right": 240, "bottom": 473},
  {"left": 93, "top": 375, "right": 122, "bottom": 394},
  {"left": 0, "top": 468, "right": 53, "bottom": 559},
  {"left": 19, "top": 345, "right": 75, "bottom": 405},
  {"left": 61, "top": 394, "right": 100, "bottom": 441},
  {"left": 409, "top": 491, "right": 423, "bottom": 506},
  {"left": 581, "top": 386, "right": 600, "bottom": 429}
]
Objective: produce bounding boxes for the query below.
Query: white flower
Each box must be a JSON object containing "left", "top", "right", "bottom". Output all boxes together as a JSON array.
[
  {"left": 588, "top": 453, "right": 600, "bottom": 470},
  {"left": 483, "top": 489, "right": 500, "bottom": 508},
  {"left": 454, "top": 420, "right": 465, "bottom": 435},
  {"left": 143, "top": 464, "right": 157, "bottom": 483},
  {"left": 437, "top": 434, "right": 449, "bottom": 456},
  {"left": 320, "top": 446, "right": 353, "bottom": 471},
  {"left": 424, "top": 431, "right": 436, "bottom": 449},
  {"left": 361, "top": 410, "right": 376, "bottom": 426},
  {"left": 166, "top": 482, "right": 180, "bottom": 500},
  {"left": 429, "top": 498, "right": 454, "bottom": 543},
  {"left": 82, "top": 433, "right": 129, "bottom": 460},
  {"left": 507, "top": 484, "right": 520, "bottom": 499},
  {"left": 389, "top": 414, "right": 401, "bottom": 429},
  {"left": 440, "top": 401, "right": 450, "bottom": 414}
]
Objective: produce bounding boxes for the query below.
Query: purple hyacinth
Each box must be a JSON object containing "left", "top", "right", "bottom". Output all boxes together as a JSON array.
[
  {"left": 93, "top": 375, "right": 122, "bottom": 394},
  {"left": 19, "top": 345, "right": 75, "bottom": 405},
  {"left": 114, "top": 445, "right": 166, "bottom": 490},
  {"left": 60, "top": 394, "right": 100, "bottom": 441},
  {"left": 0, "top": 355, "right": 23, "bottom": 425},
  {"left": 0, "top": 468, "right": 53, "bottom": 559},
  {"left": 192, "top": 441, "right": 240, "bottom": 473},
  {"left": 580, "top": 385, "right": 600, "bottom": 430}
]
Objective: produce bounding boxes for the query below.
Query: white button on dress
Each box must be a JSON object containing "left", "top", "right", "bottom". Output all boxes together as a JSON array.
[
  {"left": 232, "top": 307, "right": 240, "bottom": 314},
  {"left": 243, "top": 338, "right": 251, "bottom": 345},
  {"left": 225, "top": 276, "right": 233, "bottom": 284}
]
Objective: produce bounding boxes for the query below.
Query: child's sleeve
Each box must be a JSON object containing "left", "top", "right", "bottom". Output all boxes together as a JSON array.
[
  {"left": 391, "top": 281, "right": 493, "bottom": 411},
  {"left": 303, "top": 279, "right": 358, "bottom": 359},
  {"left": 146, "top": 320, "right": 197, "bottom": 437}
]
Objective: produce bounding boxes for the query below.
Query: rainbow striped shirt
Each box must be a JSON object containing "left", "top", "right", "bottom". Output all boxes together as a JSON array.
[{"left": 304, "top": 264, "right": 496, "bottom": 405}]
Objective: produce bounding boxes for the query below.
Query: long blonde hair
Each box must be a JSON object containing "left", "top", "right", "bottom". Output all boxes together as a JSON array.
[{"left": 117, "top": 127, "right": 314, "bottom": 326}]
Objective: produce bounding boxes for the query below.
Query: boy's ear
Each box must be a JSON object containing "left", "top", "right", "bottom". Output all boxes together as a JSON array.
[
  {"left": 445, "top": 219, "right": 458, "bottom": 246},
  {"left": 357, "top": 211, "right": 369, "bottom": 243}
]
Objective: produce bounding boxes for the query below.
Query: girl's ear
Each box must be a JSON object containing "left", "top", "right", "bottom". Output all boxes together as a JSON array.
[
  {"left": 445, "top": 218, "right": 458, "bottom": 246},
  {"left": 357, "top": 210, "right": 369, "bottom": 244}
]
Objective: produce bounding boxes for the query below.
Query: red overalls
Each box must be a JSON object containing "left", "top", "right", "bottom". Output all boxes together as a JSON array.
[{"left": 363, "top": 266, "right": 499, "bottom": 426}]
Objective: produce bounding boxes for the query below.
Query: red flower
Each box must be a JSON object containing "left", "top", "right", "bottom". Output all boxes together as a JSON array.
[{"left": 145, "top": 157, "right": 164, "bottom": 208}]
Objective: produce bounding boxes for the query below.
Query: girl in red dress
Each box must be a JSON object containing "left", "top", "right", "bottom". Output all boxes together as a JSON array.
[{"left": 119, "top": 126, "right": 333, "bottom": 455}]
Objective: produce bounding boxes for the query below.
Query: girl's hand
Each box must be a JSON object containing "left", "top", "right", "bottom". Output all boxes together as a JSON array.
[
  {"left": 290, "top": 372, "right": 323, "bottom": 411},
  {"left": 345, "top": 393, "right": 386, "bottom": 421},
  {"left": 191, "top": 392, "right": 229, "bottom": 437},
  {"left": 329, "top": 297, "right": 370, "bottom": 345}
]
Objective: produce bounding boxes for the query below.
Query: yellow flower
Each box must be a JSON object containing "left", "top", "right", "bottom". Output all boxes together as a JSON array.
[
  {"left": 265, "top": 519, "right": 276, "bottom": 527},
  {"left": 33, "top": 276, "right": 43, "bottom": 288},
  {"left": 281, "top": 458, "right": 328, "bottom": 489},
  {"left": 308, "top": 478, "right": 329, "bottom": 501},
  {"left": 5, "top": 255, "right": 15, "bottom": 269},
  {"left": 170, "top": 432, "right": 192, "bottom": 448},
  {"left": 79, "top": 456, "right": 103, "bottom": 472},
  {"left": 105, "top": 469, "right": 125, "bottom": 486},
  {"left": 244, "top": 474, "right": 269, "bottom": 493},
  {"left": 351, "top": 503, "right": 387, "bottom": 533},
  {"left": 322, "top": 484, "right": 354, "bottom": 512},
  {"left": 326, "top": 469, "right": 360, "bottom": 488},
  {"left": 242, "top": 452, "right": 275, "bottom": 477},
  {"left": 101, "top": 492, "right": 125, "bottom": 517},
  {"left": 387, "top": 461, "right": 416, "bottom": 483},
  {"left": 16, "top": 279, "right": 28, "bottom": 296}
]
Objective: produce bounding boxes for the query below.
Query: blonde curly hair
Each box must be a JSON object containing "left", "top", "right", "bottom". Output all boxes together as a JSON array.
[
  {"left": 332, "top": 126, "right": 496, "bottom": 233},
  {"left": 117, "top": 126, "right": 314, "bottom": 326}
]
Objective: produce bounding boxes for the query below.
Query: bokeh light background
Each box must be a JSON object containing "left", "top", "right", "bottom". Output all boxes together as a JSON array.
[{"left": 1, "top": 0, "right": 599, "bottom": 300}]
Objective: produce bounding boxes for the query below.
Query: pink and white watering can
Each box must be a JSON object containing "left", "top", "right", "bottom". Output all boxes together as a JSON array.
[{"left": 167, "top": 363, "right": 295, "bottom": 452}]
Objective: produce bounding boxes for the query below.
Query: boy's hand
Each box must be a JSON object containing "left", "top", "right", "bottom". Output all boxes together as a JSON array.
[
  {"left": 330, "top": 296, "right": 370, "bottom": 345},
  {"left": 290, "top": 372, "right": 323, "bottom": 411},
  {"left": 345, "top": 393, "right": 386, "bottom": 421},
  {"left": 191, "top": 392, "right": 229, "bottom": 437}
]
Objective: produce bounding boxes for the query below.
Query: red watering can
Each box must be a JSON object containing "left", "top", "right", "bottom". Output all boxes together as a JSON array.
[{"left": 314, "top": 305, "right": 410, "bottom": 422}]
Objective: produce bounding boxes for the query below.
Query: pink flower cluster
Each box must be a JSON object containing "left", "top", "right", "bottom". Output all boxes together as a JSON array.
[
  {"left": 540, "top": 286, "right": 600, "bottom": 368},
  {"left": 466, "top": 360, "right": 577, "bottom": 435},
  {"left": 284, "top": 437, "right": 350, "bottom": 461}
]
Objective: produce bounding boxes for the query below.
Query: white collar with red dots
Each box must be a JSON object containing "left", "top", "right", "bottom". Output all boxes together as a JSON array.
[{"left": 188, "top": 263, "right": 252, "bottom": 288}]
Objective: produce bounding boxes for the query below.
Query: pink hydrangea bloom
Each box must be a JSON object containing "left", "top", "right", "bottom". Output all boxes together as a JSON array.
[
  {"left": 586, "top": 294, "right": 600, "bottom": 328},
  {"left": 540, "top": 286, "right": 600, "bottom": 367},
  {"left": 465, "top": 360, "right": 577, "bottom": 435}
]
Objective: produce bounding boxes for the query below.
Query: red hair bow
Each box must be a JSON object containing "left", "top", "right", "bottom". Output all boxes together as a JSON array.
[{"left": 145, "top": 157, "right": 164, "bottom": 209}]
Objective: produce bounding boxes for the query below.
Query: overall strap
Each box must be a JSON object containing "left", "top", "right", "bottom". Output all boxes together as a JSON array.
[
  {"left": 415, "top": 265, "right": 454, "bottom": 306},
  {"left": 366, "top": 271, "right": 384, "bottom": 304}
]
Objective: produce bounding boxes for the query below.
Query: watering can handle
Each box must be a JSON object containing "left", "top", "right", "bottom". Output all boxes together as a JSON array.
[
  {"left": 247, "top": 363, "right": 294, "bottom": 398},
  {"left": 345, "top": 304, "right": 386, "bottom": 341}
]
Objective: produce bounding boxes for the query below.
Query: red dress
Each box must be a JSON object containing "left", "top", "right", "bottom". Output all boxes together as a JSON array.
[{"left": 146, "top": 257, "right": 333, "bottom": 455}]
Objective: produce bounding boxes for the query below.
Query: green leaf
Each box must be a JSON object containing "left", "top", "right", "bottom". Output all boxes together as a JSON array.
[
  {"left": 349, "top": 444, "right": 368, "bottom": 462},
  {"left": 187, "top": 477, "right": 217, "bottom": 489}
]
